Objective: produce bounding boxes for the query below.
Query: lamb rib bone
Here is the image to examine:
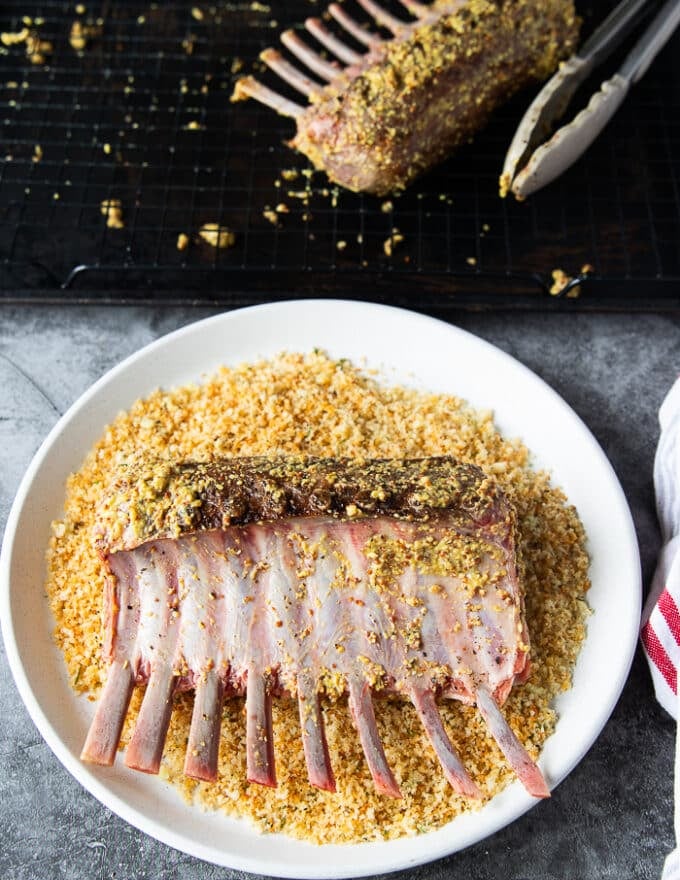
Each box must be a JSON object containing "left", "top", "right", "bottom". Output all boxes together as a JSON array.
[{"left": 81, "top": 455, "right": 549, "bottom": 799}]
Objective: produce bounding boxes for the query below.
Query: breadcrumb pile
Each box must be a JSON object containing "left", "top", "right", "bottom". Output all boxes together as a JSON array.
[{"left": 46, "top": 351, "right": 590, "bottom": 844}]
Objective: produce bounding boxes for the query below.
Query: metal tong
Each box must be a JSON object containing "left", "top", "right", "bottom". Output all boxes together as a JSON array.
[{"left": 501, "top": 0, "right": 680, "bottom": 200}]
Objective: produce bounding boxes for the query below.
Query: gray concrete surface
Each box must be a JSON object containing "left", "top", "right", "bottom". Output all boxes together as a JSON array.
[{"left": 1, "top": 304, "right": 678, "bottom": 880}]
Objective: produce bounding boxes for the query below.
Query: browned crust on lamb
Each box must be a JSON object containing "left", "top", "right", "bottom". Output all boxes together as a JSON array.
[
  {"left": 96, "top": 455, "right": 513, "bottom": 554},
  {"left": 290, "top": 0, "right": 580, "bottom": 194}
]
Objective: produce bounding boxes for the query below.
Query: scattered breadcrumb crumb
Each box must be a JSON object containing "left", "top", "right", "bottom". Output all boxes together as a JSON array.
[
  {"left": 275, "top": 203, "right": 289, "bottom": 214},
  {"left": 32, "top": 144, "right": 42, "bottom": 163},
  {"left": 199, "top": 223, "right": 235, "bottom": 249},
  {"left": 383, "top": 230, "right": 404, "bottom": 257},
  {"left": 182, "top": 35, "right": 196, "bottom": 55},
  {"left": 70, "top": 20, "right": 102, "bottom": 50},
  {"left": 100, "top": 199, "right": 124, "bottom": 229},
  {"left": 281, "top": 169, "right": 299, "bottom": 182},
  {"left": 262, "top": 208, "right": 278, "bottom": 226},
  {"left": 184, "top": 120, "right": 203, "bottom": 130},
  {"left": 176, "top": 233, "right": 190, "bottom": 251},
  {"left": 1, "top": 27, "right": 51, "bottom": 63},
  {"left": 336, "top": 240, "right": 347, "bottom": 251},
  {"left": 381, "top": 200, "right": 393, "bottom": 213},
  {"left": 287, "top": 190, "right": 310, "bottom": 204},
  {"left": 191, "top": 7, "right": 204, "bottom": 20},
  {"left": 549, "top": 268, "right": 580, "bottom": 298},
  {"left": 557, "top": 265, "right": 593, "bottom": 299},
  {"left": 466, "top": 256, "right": 477, "bottom": 267},
  {"left": 1, "top": 28, "right": 30, "bottom": 46},
  {"left": 231, "top": 57, "right": 244, "bottom": 74},
  {"left": 75, "top": 3, "right": 86, "bottom": 13},
  {"left": 26, "top": 30, "right": 52, "bottom": 64},
  {"left": 103, "top": 143, "right": 111, "bottom": 155}
]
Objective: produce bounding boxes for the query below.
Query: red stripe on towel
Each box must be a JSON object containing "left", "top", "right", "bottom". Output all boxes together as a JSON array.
[
  {"left": 659, "top": 590, "right": 680, "bottom": 646},
  {"left": 642, "top": 618, "right": 677, "bottom": 695}
]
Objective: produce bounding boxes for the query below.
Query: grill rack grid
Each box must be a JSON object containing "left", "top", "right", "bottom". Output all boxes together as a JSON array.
[{"left": 1, "top": 0, "right": 679, "bottom": 308}]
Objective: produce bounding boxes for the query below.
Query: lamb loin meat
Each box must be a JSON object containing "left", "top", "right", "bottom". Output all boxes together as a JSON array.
[
  {"left": 81, "top": 455, "right": 549, "bottom": 799},
  {"left": 232, "top": 0, "right": 580, "bottom": 195}
]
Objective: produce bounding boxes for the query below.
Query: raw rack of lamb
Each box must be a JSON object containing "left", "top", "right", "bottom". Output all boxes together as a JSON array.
[{"left": 81, "top": 455, "right": 549, "bottom": 799}]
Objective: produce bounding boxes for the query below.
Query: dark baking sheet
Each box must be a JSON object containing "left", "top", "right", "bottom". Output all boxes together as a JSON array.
[{"left": 1, "top": 0, "right": 679, "bottom": 308}]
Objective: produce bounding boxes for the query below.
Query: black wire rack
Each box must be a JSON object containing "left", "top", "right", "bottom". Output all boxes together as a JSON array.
[{"left": 1, "top": 0, "right": 679, "bottom": 308}]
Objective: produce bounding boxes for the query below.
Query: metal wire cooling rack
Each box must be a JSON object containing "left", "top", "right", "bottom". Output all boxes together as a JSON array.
[{"left": 1, "top": 0, "right": 679, "bottom": 307}]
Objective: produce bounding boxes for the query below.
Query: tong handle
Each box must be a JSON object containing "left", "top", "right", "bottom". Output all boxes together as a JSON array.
[
  {"left": 619, "top": 0, "right": 680, "bottom": 82},
  {"left": 579, "top": 0, "right": 651, "bottom": 67}
]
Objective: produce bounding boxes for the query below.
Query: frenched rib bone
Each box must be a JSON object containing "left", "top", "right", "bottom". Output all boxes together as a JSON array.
[{"left": 81, "top": 455, "right": 549, "bottom": 799}]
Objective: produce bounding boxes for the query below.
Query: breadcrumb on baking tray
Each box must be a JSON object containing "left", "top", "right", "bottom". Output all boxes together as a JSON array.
[
  {"left": 198, "top": 223, "right": 235, "bottom": 249},
  {"left": 46, "top": 351, "right": 590, "bottom": 845}
]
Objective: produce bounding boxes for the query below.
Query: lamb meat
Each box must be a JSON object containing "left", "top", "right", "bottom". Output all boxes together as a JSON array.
[
  {"left": 231, "top": 0, "right": 579, "bottom": 195},
  {"left": 81, "top": 455, "right": 549, "bottom": 799}
]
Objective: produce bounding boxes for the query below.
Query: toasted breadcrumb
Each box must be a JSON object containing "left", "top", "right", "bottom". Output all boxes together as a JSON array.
[
  {"left": 176, "top": 232, "right": 190, "bottom": 251},
  {"left": 46, "top": 352, "right": 590, "bottom": 845},
  {"left": 550, "top": 268, "right": 582, "bottom": 298},
  {"left": 26, "top": 30, "right": 52, "bottom": 64},
  {"left": 100, "top": 199, "right": 124, "bottom": 229},
  {"left": 384, "top": 230, "right": 404, "bottom": 256},
  {"left": 1, "top": 26, "right": 52, "bottom": 63},
  {"left": 198, "top": 223, "right": 235, "bottom": 249},
  {"left": 1, "top": 28, "right": 30, "bottom": 46},
  {"left": 69, "top": 20, "right": 101, "bottom": 50}
]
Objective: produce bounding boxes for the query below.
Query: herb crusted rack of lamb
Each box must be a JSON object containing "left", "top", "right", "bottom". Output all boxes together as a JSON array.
[{"left": 232, "top": 0, "right": 580, "bottom": 194}]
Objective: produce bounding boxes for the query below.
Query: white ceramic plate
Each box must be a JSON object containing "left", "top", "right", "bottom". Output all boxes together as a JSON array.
[{"left": 1, "top": 300, "right": 640, "bottom": 878}]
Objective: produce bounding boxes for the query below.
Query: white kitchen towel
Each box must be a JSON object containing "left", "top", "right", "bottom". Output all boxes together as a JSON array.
[{"left": 641, "top": 377, "right": 680, "bottom": 880}]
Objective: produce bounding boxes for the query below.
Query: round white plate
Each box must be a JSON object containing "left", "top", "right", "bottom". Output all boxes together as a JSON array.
[{"left": 1, "top": 300, "right": 640, "bottom": 878}]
